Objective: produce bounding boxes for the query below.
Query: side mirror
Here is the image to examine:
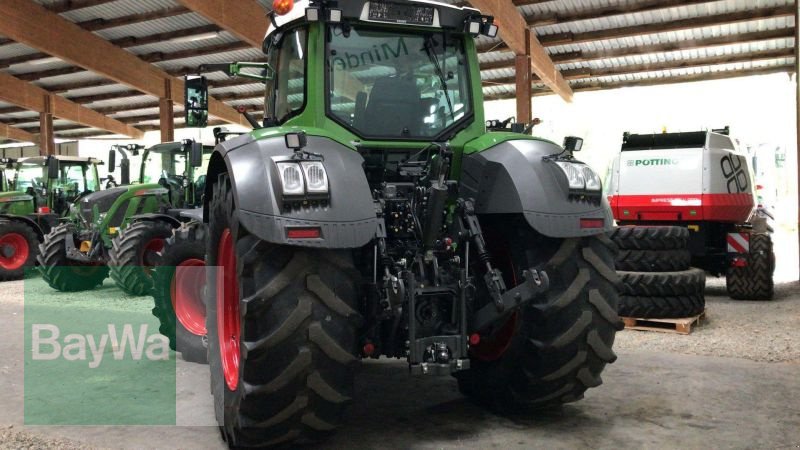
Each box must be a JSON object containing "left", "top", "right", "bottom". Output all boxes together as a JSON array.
[
  {"left": 190, "top": 142, "right": 203, "bottom": 168},
  {"left": 184, "top": 75, "right": 208, "bottom": 128},
  {"left": 120, "top": 159, "right": 130, "bottom": 185},
  {"left": 108, "top": 149, "right": 116, "bottom": 172},
  {"left": 47, "top": 157, "right": 59, "bottom": 179}
]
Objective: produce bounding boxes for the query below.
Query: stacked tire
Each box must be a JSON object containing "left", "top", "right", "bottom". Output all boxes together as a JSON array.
[{"left": 611, "top": 226, "right": 705, "bottom": 319}]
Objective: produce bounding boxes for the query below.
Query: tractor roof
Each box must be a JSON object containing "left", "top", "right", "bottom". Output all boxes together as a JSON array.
[
  {"left": 265, "top": 0, "right": 480, "bottom": 39},
  {"left": 18, "top": 156, "right": 102, "bottom": 165}
]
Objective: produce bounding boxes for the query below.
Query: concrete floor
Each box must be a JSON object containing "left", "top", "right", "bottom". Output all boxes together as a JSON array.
[{"left": 1, "top": 278, "right": 799, "bottom": 449}]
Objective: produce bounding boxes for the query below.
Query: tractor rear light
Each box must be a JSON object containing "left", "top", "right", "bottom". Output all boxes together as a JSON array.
[
  {"left": 582, "top": 166, "right": 602, "bottom": 192},
  {"left": 731, "top": 257, "right": 748, "bottom": 268},
  {"left": 580, "top": 218, "right": 605, "bottom": 229},
  {"left": 300, "top": 161, "right": 329, "bottom": 194},
  {"left": 272, "top": 0, "right": 293, "bottom": 16},
  {"left": 362, "top": 342, "right": 375, "bottom": 356},
  {"left": 469, "top": 333, "right": 481, "bottom": 346},
  {"left": 277, "top": 163, "right": 305, "bottom": 196},
  {"left": 286, "top": 227, "right": 321, "bottom": 239},
  {"left": 555, "top": 161, "right": 586, "bottom": 190},
  {"left": 37, "top": 206, "right": 50, "bottom": 213}
]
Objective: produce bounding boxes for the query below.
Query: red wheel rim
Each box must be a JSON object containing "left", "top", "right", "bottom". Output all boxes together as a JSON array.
[
  {"left": 469, "top": 312, "right": 518, "bottom": 362},
  {"left": 0, "top": 233, "right": 29, "bottom": 270},
  {"left": 141, "top": 238, "right": 165, "bottom": 270},
  {"left": 171, "top": 258, "right": 207, "bottom": 336},
  {"left": 216, "top": 229, "right": 240, "bottom": 391}
]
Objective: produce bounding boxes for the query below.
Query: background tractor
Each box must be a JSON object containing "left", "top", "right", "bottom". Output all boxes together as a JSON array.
[
  {"left": 606, "top": 127, "right": 775, "bottom": 301},
  {"left": 175, "top": 1, "right": 624, "bottom": 447},
  {"left": 107, "top": 140, "right": 212, "bottom": 296},
  {"left": 0, "top": 156, "right": 102, "bottom": 280}
]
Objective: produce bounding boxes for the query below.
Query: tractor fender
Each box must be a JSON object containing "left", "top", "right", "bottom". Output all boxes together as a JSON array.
[
  {"left": 129, "top": 213, "right": 182, "bottom": 229},
  {"left": 460, "top": 139, "right": 614, "bottom": 238},
  {"left": 0, "top": 214, "right": 46, "bottom": 241},
  {"left": 204, "top": 133, "right": 377, "bottom": 249}
]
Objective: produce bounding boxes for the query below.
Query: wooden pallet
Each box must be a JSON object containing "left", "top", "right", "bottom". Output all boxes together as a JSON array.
[{"left": 621, "top": 310, "right": 706, "bottom": 335}]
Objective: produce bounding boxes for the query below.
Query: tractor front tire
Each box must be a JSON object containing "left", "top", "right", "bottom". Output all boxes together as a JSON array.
[
  {"left": 726, "top": 234, "right": 775, "bottom": 300},
  {"left": 206, "top": 175, "right": 361, "bottom": 448},
  {"left": 457, "top": 229, "right": 623, "bottom": 412},
  {"left": 151, "top": 221, "right": 208, "bottom": 363},
  {"left": 0, "top": 219, "right": 39, "bottom": 281},
  {"left": 109, "top": 220, "right": 175, "bottom": 296},
  {"left": 37, "top": 223, "right": 108, "bottom": 292}
]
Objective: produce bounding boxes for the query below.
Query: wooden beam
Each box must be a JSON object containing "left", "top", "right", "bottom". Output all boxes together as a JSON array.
[
  {"left": 0, "top": 71, "right": 144, "bottom": 138},
  {"left": 0, "top": 0, "right": 247, "bottom": 128},
  {"left": 537, "top": 5, "right": 795, "bottom": 46},
  {"left": 0, "top": 121, "right": 36, "bottom": 142},
  {"left": 48, "top": 0, "right": 119, "bottom": 13},
  {"left": 174, "top": 0, "right": 267, "bottom": 48},
  {"left": 160, "top": 80, "right": 174, "bottom": 142},
  {"left": 468, "top": 0, "right": 573, "bottom": 102},
  {"left": 529, "top": 0, "right": 718, "bottom": 28},
  {"left": 0, "top": 24, "right": 222, "bottom": 69}
]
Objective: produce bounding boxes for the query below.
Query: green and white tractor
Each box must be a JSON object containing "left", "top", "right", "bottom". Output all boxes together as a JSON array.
[
  {"left": 174, "top": 1, "right": 623, "bottom": 447},
  {"left": 0, "top": 156, "right": 103, "bottom": 281}
]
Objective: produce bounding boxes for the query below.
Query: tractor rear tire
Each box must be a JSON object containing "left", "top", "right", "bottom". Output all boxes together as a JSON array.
[
  {"left": 456, "top": 226, "right": 623, "bottom": 412},
  {"left": 726, "top": 234, "right": 774, "bottom": 301},
  {"left": 618, "top": 294, "right": 705, "bottom": 319},
  {"left": 109, "top": 220, "right": 175, "bottom": 296},
  {"left": 611, "top": 226, "right": 689, "bottom": 251},
  {"left": 151, "top": 221, "right": 208, "bottom": 364},
  {"left": 615, "top": 249, "right": 691, "bottom": 272},
  {"left": 37, "top": 223, "right": 108, "bottom": 292},
  {"left": 206, "top": 174, "right": 361, "bottom": 447},
  {"left": 617, "top": 268, "right": 706, "bottom": 297},
  {"left": 0, "top": 219, "right": 39, "bottom": 281}
]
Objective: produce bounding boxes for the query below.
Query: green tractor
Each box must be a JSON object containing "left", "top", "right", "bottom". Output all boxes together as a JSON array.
[
  {"left": 0, "top": 156, "right": 103, "bottom": 281},
  {"left": 106, "top": 140, "right": 212, "bottom": 296},
  {"left": 179, "top": 1, "right": 622, "bottom": 447}
]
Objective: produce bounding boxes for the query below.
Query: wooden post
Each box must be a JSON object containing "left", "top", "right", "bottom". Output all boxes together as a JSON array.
[
  {"left": 515, "top": 29, "right": 532, "bottom": 124},
  {"left": 39, "top": 94, "right": 54, "bottom": 156},
  {"left": 160, "top": 79, "right": 174, "bottom": 142}
]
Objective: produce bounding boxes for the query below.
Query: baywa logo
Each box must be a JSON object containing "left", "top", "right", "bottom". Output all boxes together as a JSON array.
[
  {"left": 626, "top": 158, "right": 680, "bottom": 167},
  {"left": 32, "top": 323, "right": 170, "bottom": 368}
]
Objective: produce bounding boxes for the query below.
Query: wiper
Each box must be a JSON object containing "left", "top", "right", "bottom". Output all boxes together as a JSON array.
[{"left": 423, "top": 36, "right": 454, "bottom": 121}]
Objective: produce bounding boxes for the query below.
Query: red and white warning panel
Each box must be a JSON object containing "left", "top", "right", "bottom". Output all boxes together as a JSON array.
[{"left": 726, "top": 232, "right": 750, "bottom": 254}]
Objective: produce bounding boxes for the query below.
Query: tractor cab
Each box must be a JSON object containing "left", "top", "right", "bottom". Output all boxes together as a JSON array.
[
  {"left": 139, "top": 140, "right": 211, "bottom": 209},
  {"left": 10, "top": 156, "right": 101, "bottom": 216}
]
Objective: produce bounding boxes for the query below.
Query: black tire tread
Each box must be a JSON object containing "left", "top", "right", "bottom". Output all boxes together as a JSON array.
[
  {"left": 615, "top": 249, "right": 691, "bottom": 272},
  {"left": 611, "top": 226, "right": 689, "bottom": 251},
  {"left": 457, "top": 233, "right": 623, "bottom": 411},
  {"left": 726, "top": 234, "right": 774, "bottom": 301},
  {"left": 151, "top": 221, "right": 208, "bottom": 363},
  {"left": 109, "top": 220, "right": 176, "bottom": 296},
  {"left": 618, "top": 293, "right": 705, "bottom": 318},
  {"left": 37, "top": 223, "right": 108, "bottom": 292},
  {"left": 207, "top": 175, "right": 361, "bottom": 448},
  {"left": 618, "top": 268, "right": 706, "bottom": 297}
]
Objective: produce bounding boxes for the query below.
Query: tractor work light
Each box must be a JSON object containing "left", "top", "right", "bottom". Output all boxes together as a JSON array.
[
  {"left": 483, "top": 22, "right": 499, "bottom": 38},
  {"left": 301, "top": 161, "right": 329, "bottom": 194},
  {"left": 328, "top": 8, "right": 342, "bottom": 23},
  {"left": 563, "top": 136, "right": 584, "bottom": 152},
  {"left": 305, "top": 7, "right": 320, "bottom": 21},
  {"left": 554, "top": 161, "right": 603, "bottom": 195},
  {"left": 285, "top": 131, "right": 307, "bottom": 150},
  {"left": 277, "top": 162, "right": 305, "bottom": 196},
  {"left": 466, "top": 20, "right": 481, "bottom": 36}
]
